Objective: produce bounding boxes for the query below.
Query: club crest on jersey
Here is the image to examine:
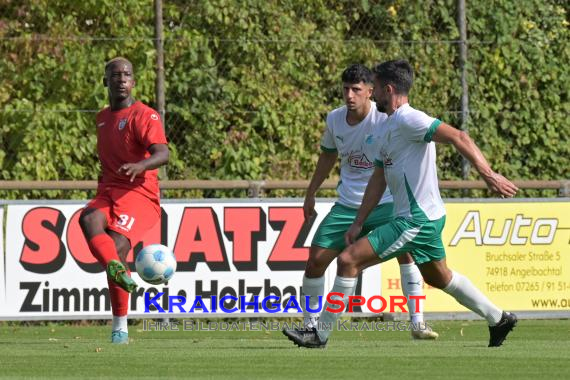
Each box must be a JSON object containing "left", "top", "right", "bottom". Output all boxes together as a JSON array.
[
  {"left": 383, "top": 153, "right": 393, "bottom": 167},
  {"left": 118, "top": 118, "right": 128, "bottom": 130},
  {"left": 348, "top": 152, "right": 373, "bottom": 170}
]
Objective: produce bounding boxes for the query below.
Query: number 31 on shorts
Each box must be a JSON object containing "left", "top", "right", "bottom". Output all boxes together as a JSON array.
[{"left": 116, "top": 214, "right": 136, "bottom": 231}]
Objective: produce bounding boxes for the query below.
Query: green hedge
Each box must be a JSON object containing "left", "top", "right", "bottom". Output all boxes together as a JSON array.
[{"left": 0, "top": 0, "right": 567, "bottom": 199}]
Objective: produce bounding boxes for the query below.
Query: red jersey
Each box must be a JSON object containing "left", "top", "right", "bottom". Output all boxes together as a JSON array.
[{"left": 95, "top": 101, "right": 167, "bottom": 203}]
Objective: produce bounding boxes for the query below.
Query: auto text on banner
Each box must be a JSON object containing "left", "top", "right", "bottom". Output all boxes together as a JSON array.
[
  {"left": 1, "top": 200, "right": 382, "bottom": 320},
  {"left": 381, "top": 201, "right": 570, "bottom": 312}
]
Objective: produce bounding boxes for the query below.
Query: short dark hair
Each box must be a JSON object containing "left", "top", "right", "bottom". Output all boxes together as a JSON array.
[
  {"left": 105, "top": 57, "right": 132, "bottom": 73},
  {"left": 372, "top": 60, "right": 414, "bottom": 95},
  {"left": 341, "top": 64, "right": 373, "bottom": 85}
]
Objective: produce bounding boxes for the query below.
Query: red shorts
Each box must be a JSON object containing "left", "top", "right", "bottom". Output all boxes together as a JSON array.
[{"left": 86, "top": 186, "right": 160, "bottom": 244}]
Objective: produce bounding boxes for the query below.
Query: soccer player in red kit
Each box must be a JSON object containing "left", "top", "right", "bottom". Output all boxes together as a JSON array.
[{"left": 79, "top": 57, "right": 169, "bottom": 344}]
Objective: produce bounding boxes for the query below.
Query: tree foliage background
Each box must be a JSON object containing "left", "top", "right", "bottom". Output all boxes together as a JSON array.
[{"left": 0, "top": 0, "right": 568, "bottom": 198}]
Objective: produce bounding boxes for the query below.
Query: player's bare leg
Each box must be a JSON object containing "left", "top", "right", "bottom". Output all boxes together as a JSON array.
[
  {"left": 397, "top": 253, "right": 438, "bottom": 339},
  {"left": 418, "top": 259, "right": 517, "bottom": 347},
  {"left": 301, "top": 246, "right": 340, "bottom": 328},
  {"left": 79, "top": 208, "right": 108, "bottom": 239}
]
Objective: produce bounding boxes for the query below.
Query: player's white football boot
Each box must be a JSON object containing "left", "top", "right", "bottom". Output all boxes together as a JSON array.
[{"left": 411, "top": 322, "right": 439, "bottom": 340}]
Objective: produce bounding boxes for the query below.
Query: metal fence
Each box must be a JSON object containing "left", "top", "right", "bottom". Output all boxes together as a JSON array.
[{"left": 0, "top": 1, "right": 567, "bottom": 199}]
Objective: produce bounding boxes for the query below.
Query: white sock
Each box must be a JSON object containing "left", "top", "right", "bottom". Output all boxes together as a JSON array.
[
  {"left": 301, "top": 275, "right": 325, "bottom": 328},
  {"left": 442, "top": 271, "right": 503, "bottom": 325},
  {"left": 112, "top": 316, "right": 128, "bottom": 333},
  {"left": 399, "top": 263, "right": 424, "bottom": 324},
  {"left": 316, "top": 276, "right": 358, "bottom": 342}
]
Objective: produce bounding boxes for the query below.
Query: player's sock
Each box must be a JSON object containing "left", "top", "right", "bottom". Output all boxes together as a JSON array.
[
  {"left": 302, "top": 275, "right": 325, "bottom": 328},
  {"left": 88, "top": 233, "right": 120, "bottom": 267},
  {"left": 108, "top": 275, "right": 130, "bottom": 319},
  {"left": 399, "top": 263, "right": 424, "bottom": 324},
  {"left": 316, "top": 276, "right": 358, "bottom": 342},
  {"left": 112, "top": 315, "right": 128, "bottom": 333},
  {"left": 443, "top": 271, "right": 503, "bottom": 325}
]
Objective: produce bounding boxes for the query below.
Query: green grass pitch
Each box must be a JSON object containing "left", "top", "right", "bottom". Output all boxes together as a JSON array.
[{"left": 1, "top": 319, "right": 569, "bottom": 379}]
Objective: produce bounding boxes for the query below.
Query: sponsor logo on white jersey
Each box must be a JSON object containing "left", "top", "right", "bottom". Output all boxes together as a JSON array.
[{"left": 348, "top": 152, "right": 373, "bottom": 170}]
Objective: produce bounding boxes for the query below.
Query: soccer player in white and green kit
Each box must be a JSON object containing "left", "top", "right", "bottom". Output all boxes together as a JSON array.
[
  {"left": 284, "top": 60, "right": 518, "bottom": 348},
  {"left": 299, "top": 64, "right": 437, "bottom": 339}
]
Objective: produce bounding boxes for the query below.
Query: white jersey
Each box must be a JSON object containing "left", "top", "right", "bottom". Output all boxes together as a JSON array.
[
  {"left": 375, "top": 103, "right": 446, "bottom": 221},
  {"left": 320, "top": 102, "right": 393, "bottom": 208}
]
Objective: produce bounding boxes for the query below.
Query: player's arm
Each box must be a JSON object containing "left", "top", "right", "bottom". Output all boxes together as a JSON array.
[
  {"left": 432, "top": 122, "right": 518, "bottom": 197},
  {"left": 141, "top": 143, "right": 170, "bottom": 170},
  {"left": 345, "top": 166, "right": 386, "bottom": 245},
  {"left": 304, "top": 150, "right": 337, "bottom": 221},
  {"left": 118, "top": 143, "right": 170, "bottom": 182}
]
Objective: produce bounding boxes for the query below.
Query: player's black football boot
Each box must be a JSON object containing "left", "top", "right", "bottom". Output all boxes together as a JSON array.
[
  {"left": 283, "top": 327, "right": 327, "bottom": 349},
  {"left": 488, "top": 311, "right": 517, "bottom": 347}
]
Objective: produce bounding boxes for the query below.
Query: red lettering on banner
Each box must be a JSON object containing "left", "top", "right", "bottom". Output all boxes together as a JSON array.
[
  {"left": 20, "top": 207, "right": 66, "bottom": 273},
  {"left": 267, "top": 207, "right": 314, "bottom": 270},
  {"left": 224, "top": 207, "right": 266, "bottom": 271},
  {"left": 173, "top": 207, "right": 229, "bottom": 271},
  {"left": 66, "top": 209, "right": 101, "bottom": 273}
]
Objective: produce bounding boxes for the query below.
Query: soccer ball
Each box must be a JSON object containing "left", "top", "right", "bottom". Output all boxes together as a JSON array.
[{"left": 135, "top": 244, "right": 177, "bottom": 285}]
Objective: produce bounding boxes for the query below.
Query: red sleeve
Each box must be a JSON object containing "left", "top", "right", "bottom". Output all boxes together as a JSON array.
[
  {"left": 95, "top": 108, "right": 105, "bottom": 128},
  {"left": 135, "top": 106, "right": 168, "bottom": 149}
]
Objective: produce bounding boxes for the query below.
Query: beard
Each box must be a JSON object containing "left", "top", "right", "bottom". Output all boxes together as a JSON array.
[
  {"left": 112, "top": 91, "right": 130, "bottom": 100},
  {"left": 376, "top": 101, "right": 387, "bottom": 113}
]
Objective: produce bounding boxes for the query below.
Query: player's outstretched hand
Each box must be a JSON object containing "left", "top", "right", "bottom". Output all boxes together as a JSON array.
[
  {"left": 344, "top": 222, "right": 363, "bottom": 246},
  {"left": 118, "top": 162, "right": 146, "bottom": 182},
  {"left": 483, "top": 172, "right": 518, "bottom": 198},
  {"left": 303, "top": 195, "right": 316, "bottom": 222}
]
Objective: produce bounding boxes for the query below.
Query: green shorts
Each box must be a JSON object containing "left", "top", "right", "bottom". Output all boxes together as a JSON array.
[
  {"left": 367, "top": 216, "right": 447, "bottom": 265},
  {"left": 312, "top": 202, "right": 394, "bottom": 251}
]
